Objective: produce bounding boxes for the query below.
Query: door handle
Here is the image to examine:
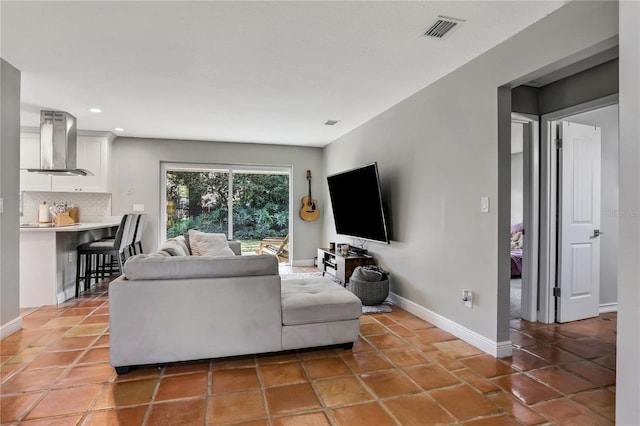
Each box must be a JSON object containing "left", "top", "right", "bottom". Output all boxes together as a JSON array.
[{"left": 589, "top": 229, "right": 603, "bottom": 239}]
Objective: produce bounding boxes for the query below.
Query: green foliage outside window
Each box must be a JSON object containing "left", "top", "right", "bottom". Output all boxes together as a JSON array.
[{"left": 166, "top": 170, "right": 289, "bottom": 240}]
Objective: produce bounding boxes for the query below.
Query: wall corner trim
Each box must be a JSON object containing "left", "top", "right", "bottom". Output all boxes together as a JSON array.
[
  {"left": 0, "top": 316, "right": 23, "bottom": 340},
  {"left": 599, "top": 303, "right": 618, "bottom": 314},
  {"left": 388, "top": 292, "right": 512, "bottom": 358}
]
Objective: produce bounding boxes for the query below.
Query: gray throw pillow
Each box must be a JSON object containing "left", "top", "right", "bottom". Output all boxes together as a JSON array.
[
  {"left": 174, "top": 235, "right": 190, "bottom": 255},
  {"left": 159, "top": 239, "right": 188, "bottom": 256},
  {"left": 182, "top": 232, "right": 192, "bottom": 254}
]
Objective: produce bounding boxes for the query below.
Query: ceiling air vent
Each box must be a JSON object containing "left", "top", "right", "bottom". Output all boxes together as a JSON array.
[{"left": 422, "top": 16, "right": 465, "bottom": 39}]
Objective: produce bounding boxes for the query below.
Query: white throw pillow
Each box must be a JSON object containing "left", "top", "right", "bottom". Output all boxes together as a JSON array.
[{"left": 188, "top": 230, "right": 235, "bottom": 257}]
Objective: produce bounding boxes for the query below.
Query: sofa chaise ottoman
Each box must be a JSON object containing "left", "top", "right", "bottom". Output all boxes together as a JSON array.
[
  {"left": 281, "top": 277, "right": 362, "bottom": 350},
  {"left": 109, "top": 235, "right": 362, "bottom": 374}
]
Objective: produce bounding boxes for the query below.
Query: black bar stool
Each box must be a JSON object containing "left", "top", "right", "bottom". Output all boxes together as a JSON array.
[
  {"left": 75, "top": 214, "right": 131, "bottom": 297},
  {"left": 131, "top": 214, "right": 147, "bottom": 255}
]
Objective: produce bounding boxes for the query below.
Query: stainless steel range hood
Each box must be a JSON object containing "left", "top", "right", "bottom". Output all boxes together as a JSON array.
[{"left": 26, "top": 111, "right": 93, "bottom": 176}]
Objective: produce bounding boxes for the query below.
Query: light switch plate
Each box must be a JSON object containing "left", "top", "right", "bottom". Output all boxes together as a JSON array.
[
  {"left": 133, "top": 204, "right": 145, "bottom": 212},
  {"left": 462, "top": 290, "right": 473, "bottom": 308},
  {"left": 480, "top": 196, "right": 490, "bottom": 213}
]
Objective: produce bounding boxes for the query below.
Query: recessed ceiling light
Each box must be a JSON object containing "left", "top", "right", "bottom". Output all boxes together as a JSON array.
[
  {"left": 325, "top": 120, "right": 340, "bottom": 126},
  {"left": 114, "top": 127, "right": 124, "bottom": 132},
  {"left": 89, "top": 108, "right": 102, "bottom": 113}
]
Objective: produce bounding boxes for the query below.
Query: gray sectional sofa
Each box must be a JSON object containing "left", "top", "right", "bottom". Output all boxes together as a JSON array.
[{"left": 109, "top": 236, "right": 362, "bottom": 374}]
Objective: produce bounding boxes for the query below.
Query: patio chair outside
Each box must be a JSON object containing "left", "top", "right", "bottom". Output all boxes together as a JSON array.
[{"left": 258, "top": 234, "right": 289, "bottom": 262}]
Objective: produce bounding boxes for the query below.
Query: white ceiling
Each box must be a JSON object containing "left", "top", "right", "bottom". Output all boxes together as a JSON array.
[{"left": 1, "top": 1, "right": 565, "bottom": 147}]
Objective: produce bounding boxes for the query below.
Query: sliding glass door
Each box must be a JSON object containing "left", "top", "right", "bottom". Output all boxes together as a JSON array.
[
  {"left": 161, "top": 163, "right": 291, "bottom": 258},
  {"left": 165, "top": 167, "right": 230, "bottom": 237}
]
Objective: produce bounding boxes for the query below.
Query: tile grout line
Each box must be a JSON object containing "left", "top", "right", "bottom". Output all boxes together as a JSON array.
[
  {"left": 204, "top": 359, "right": 213, "bottom": 426},
  {"left": 252, "top": 353, "right": 274, "bottom": 425},
  {"left": 295, "top": 351, "right": 335, "bottom": 426}
]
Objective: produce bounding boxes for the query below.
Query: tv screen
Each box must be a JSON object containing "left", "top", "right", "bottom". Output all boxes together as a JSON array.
[{"left": 327, "top": 163, "right": 390, "bottom": 244}]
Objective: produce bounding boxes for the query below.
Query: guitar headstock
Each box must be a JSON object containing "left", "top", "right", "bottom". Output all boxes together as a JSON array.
[{"left": 306, "top": 170, "right": 312, "bottom": 180}]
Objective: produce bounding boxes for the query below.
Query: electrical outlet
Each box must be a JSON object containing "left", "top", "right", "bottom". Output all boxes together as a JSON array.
[
  {"left": 133, "top": 204, "right": 145, "bottom": 212},
  {"left": 462, "top": 289, "right": 473, "bottom": 308},
  {"left": 68, "top": 253, "right": 73, "bottom": 263}
]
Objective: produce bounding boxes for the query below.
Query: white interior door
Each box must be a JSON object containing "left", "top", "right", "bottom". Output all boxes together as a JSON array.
[{"left": 557, "top": 121, "right": 601, "bottom": 322}]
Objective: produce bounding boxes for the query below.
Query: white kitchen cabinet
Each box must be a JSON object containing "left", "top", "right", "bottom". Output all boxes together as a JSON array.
[
  {"left": 52, "top": 134, "right": 110, "bottom": 192},
  {"left": 19, "top": 131, "right": 52, "bottom": 191},
  {"left": 20, "top": 130, "right": 114, "bottom": 193}
]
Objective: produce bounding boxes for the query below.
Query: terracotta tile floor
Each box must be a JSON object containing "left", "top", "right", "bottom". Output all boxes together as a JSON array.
[{"left": 1, "top": 272, "right": 617, "bottom": 425}]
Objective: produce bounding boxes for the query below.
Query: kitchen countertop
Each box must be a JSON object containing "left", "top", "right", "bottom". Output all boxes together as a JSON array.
[{"left": 19, "top": 221, "right": 121, "bottom": 232}]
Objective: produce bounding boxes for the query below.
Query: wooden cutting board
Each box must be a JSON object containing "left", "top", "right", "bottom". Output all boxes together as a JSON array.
[
  {"left": 68, "top": 207, "right": 80, "bottom": 223},
  {"left": 54, "top": 212, "right": 75, "bottom": 225}
]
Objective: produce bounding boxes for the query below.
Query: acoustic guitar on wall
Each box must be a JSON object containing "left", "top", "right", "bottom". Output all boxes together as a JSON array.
[{"left": 300, "top": 170, "right": 319, "bottom": 222}]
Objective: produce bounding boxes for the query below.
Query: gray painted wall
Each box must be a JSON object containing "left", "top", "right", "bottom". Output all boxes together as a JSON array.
[
  {"left": 538, "top": 59, "right": 618, "bottom": 114},
  {"left": 616, "top": 1, "right": 640, "bottom": 422},
  {"left": 110, "top": 138, "right": 323, "bottom": 263},
  {"left": 566, "top": 105, "right": 618, "bottom": 306},
  {"left": 512, "top": 59, "right": 619, "bottom": 117},
  {"left": 511, "top": 86, "right": 538, "bottom": 116},
  {"left": 322, "top": 1, "right": 618, "bottom": 344},
  {"left": 0, "top": 59, "right": 21, "bottom": 333}
]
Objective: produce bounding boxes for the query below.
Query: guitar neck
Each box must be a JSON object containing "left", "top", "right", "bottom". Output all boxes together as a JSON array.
[{"left": 306, "top": 170, "right": 313, "bottom": 199}]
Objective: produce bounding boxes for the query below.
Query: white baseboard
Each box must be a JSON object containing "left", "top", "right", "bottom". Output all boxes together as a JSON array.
[
  {"left": 58, "top": 288, "right": 75, "bottom": 305},
  {"left": 292, "top": 258, "right": 315, "bottom": 267},
  {"left": 599, "top": 303, "right": 618, "bottom": 313},
  {"left": 388, "top": 292, "right": 512, "bottom": 358},
  {"left": 57, "top": 280, "right": 77, "bottom": 305},
  {"left": 1, "top": 316, "right": 23, "bottom": 340}
]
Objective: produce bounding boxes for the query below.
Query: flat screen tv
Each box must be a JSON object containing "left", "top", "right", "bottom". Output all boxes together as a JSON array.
[{"left": 327, "top": 163, "right": 390, "bottom": 244}]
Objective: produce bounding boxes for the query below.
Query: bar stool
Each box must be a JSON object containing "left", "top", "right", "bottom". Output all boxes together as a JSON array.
[
  {"left": 102, "top": 213, "right": 140, "bottom": 276},
  {"left": 121, "top": 213, "right": 139, "bottom": 258},
  {"left": 75, "top": 214, "right": 131, "bottom": 297},
  {"left": 131, "top": 213, "right": 147, "bottom": 255},
  {"left": 95, "top": 213, "right": 139, "bottom": 268}
]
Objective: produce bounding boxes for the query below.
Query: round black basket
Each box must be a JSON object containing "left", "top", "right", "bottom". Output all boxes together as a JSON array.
[{"left": 350, "top": 278, "right": 389, "bottom": 306}]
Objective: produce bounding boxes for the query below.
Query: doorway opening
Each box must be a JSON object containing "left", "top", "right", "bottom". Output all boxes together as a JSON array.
[
  {"left": 498, "top": 43, "right": 619, "bottom": 342},
  {"left": 510, "top": 115, "right": 539, "bottom": 322},
  {"left": 510, "top": 121, "right": 524, "bottom": 319}
]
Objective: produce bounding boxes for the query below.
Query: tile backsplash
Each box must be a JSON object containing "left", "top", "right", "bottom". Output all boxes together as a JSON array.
[{"left": 21, "top": 191, "right": 112, "bottom": 223}]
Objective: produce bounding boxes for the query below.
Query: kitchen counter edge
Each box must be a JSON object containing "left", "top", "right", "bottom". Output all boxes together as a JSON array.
[{"left": 19, "top": 222, "right": 121, "bottom": 232}]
